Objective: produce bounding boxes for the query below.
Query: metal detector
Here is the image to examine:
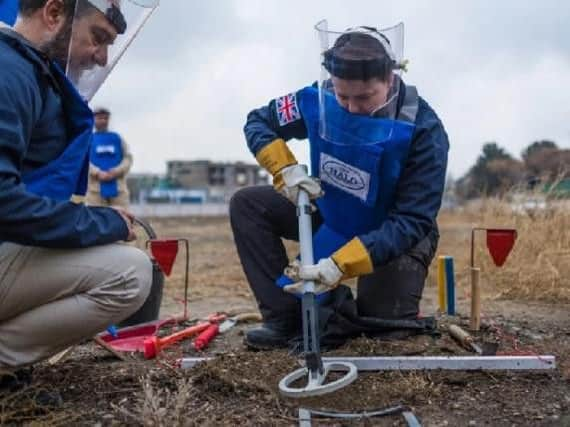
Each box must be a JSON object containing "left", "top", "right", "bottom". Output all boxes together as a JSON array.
[{"left": 278, "top": 184, "right": 358, "bottom": 397}]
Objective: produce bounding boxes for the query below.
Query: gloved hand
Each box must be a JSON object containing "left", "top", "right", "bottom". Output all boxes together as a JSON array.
[
  {"left": 255, "top": 138, "right": 322, "bottom": 204},
  {"left": 283, "top": 237, "right": 374, "bottom": 295},
  {"left": 274, "top": 164, "right": 323, "bottom": 204},
  {"left": 283, "top": 257, "right": 343, "bottom": 295}
]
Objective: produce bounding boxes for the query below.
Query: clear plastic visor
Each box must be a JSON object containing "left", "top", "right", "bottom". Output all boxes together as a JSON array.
[
  {"left": 315, "top": 20, "right": 406, "bottom": 145},
  {"left": 65, "top": 0, "right": 159, "bottom": 101}
]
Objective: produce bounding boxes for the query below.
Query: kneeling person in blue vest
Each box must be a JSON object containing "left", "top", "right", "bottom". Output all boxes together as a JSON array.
[
  {"left": 0, "top": 0, "right": 158, "bottom": 379},
  {"left": 231, "top": 21, "right": 449, "bottom": 349},
  {"left": 87, "top": 108, "right": 132, "bottom": 208}
]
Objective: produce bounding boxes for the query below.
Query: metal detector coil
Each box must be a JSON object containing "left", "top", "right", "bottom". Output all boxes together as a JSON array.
[{"left": 279, "top": 361, "right": 358, "bottom": 398}]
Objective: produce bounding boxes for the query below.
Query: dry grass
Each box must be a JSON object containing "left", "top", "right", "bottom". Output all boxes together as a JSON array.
[
  {"left": 113, "top": 376, "right": 196, "bottom": 427},
  {"left": 136, "top": 204, "right": 570, "bottom": 306},
  {"left": 0, "top": 388, "right": 79, "bottom": 426},
  {"left": 133, "top": 217, "right": 252, "bottom": 302},
  {"left": 433, "top": 198, "right": 570, "bottom": 303}
]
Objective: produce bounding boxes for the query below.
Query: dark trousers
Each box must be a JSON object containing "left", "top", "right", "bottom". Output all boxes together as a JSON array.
[{"left": 229, "top": 186, "right": 438, "bottom": 324}]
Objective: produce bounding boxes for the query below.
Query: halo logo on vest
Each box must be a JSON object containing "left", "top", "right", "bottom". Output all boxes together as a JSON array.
[
  {"left": 320, "top": 153, "right": 370, "bottom": 201},
  {"left": 65, "top": 0, "right": 159, "bottom": 101}
]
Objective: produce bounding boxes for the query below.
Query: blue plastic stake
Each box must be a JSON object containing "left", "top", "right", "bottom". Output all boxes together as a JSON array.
[{"left": 445, "top": 256, "right": 456, "bottom": 315}]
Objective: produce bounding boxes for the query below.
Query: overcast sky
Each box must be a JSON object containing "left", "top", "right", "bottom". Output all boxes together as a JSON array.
[{"left": 92, "top": 0, "right": 570, "bottom": 179}]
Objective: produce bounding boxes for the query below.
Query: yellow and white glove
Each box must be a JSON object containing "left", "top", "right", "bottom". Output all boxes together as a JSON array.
[
  {"left": 277, "top": 164, "right": 323, "bottom": 204},
  {"left": 284, "top": 257, "right": 343, "bottom": 295},
  {"left": 256, "top": 138, "right": 322, "bottom": 203},
  {"left": 284, "top": 238, "right": 374, "bottom": 295}
]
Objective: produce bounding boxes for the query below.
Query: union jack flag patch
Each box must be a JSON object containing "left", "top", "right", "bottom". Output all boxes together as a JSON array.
[{"left": 275, "top": 93, "right": 301, "bottom": 126}]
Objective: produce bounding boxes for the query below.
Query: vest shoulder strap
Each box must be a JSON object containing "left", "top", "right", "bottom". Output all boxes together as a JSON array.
[{"left": 397, "top": 85, "right": 419, "bottom": 123}]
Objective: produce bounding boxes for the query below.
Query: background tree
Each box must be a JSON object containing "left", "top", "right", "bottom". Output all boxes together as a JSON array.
[
  {"left": 521, "top": 141, "right": 569, "bottom": 180},
  {"left": 521, "top": 140, "right": 558, "bottom": 163},
  {"left": 460, "top": 142, "right": 521, "bottom": 197},
  {"left": 456, "top": 140, "right": 569, "bottom": 201}
]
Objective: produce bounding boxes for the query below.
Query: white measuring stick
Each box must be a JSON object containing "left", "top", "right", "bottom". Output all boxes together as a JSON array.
[
  {"left": 321, "top": 355, "right": 556, "bottom": 371},
  {"left": 178, "top": 355, "right": 555, "bottom": 371}
]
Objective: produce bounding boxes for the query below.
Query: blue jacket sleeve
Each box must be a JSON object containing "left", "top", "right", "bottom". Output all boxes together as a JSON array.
[
  {"left": 0, "top": 56, "right": 129, "bottom": 248},
  {"left": 359, "top": 98, "right": 449, "bottom": 266},
  {"left": 244, "top": 90, "right": 309, "bottom": 156}
]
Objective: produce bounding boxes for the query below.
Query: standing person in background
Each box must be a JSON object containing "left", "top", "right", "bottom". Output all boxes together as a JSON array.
[{"left": 87, "top": 108, "right": 133, "bottom": 208}]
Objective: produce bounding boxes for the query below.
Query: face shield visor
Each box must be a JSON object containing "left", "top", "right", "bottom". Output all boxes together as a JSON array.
[
  {"left": 315, "top": 20, "right": 406, "bottom": 145},
  {"left": 65, "top": 0, "right": 159, "bottom": 101}
]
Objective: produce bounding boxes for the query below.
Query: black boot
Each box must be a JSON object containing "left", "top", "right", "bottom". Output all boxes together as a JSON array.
[
  {"left": 0, "top": 368, "right": 32, "bottom": 392},
  {"left": 245, "top": 320, "right": 301, "bottom": 350}
]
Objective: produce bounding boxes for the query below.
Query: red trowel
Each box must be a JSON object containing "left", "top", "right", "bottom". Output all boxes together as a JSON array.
[{"left": 99, "top": 318, "right": 180, "bottom": 353}]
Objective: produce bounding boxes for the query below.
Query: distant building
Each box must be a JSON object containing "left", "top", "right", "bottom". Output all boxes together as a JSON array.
[
  {"left": 166, "top": 160, "right": 269, "bottom": 202},
  {"left": 126, "top": 173, "right": 162, "bottom": 203},
  {"left": 126, "top": 160, "right": 269, "bottom": 205}
]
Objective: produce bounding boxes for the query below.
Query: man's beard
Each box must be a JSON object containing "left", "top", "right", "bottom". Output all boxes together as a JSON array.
[{"left": 40, "top": 18, "right": 73, "bottom": 71}]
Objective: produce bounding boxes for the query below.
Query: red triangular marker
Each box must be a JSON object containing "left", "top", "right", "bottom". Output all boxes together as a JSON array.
[
  {"left": 486, "top": 229, "right": 517, "bottom": 267},
  {"left": 150, "top": 239, "right": 179, "bottom": 276}
]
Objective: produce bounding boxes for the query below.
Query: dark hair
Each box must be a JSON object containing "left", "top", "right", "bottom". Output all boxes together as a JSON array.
[
  {"left": 19, "top": 0, "right": 125, "bottom": 34},
  {"left": 19, "top": 0, "right": 77, "bottom": 18},
  {"left": 323, "top": 31, "right": 395, "bottom": 82}
]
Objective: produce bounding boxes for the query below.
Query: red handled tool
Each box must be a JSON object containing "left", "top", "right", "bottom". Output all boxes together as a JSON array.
[
  {"left": 193, "top": 312, "right": 261, "bottom": 351},
  {"left": 144, "top": 322, "right": 210, "bottom": 359},
  {"left": 194, "top": 323, "right": 220, "bottom": 351},
  {"left": 143, "top": 314, "right": 226, "bottom": 359}
]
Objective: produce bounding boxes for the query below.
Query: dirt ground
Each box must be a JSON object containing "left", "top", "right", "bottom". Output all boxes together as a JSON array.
[{"left": 1, "top": 216, "right": 569, "bottom": 426}]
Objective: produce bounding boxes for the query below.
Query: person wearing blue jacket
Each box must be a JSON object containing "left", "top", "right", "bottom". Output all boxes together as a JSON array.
[
  {"left": 86, "top": 107, "right": 133, "bottom": 208},
  {"left": 0, "top": 0, "right": 158, "bottom": 377},
  {"left": 230, "top": 22, "right": 449, "bottom": 349}
]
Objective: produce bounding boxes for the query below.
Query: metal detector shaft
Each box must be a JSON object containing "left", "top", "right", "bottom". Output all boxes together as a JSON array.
[
  {"left": 297, "top": 188, "right": 324, "bottom": 378},
  {"left": 133, "top": 217, "right": 157, "bottom": 239}
]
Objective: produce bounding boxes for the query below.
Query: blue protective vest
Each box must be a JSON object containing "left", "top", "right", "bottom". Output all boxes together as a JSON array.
[
  {"left": 90, "top": 131, "right": 123, "bottom": 198},
  {"left": 0, "top": 0, "right": 18, "bottom": 26},
  {"left": 277, "top": 86, "right": 418, "bottom": 290},
  {"left": 21, "top": 64, "right": 93, "bottom": 201}
]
